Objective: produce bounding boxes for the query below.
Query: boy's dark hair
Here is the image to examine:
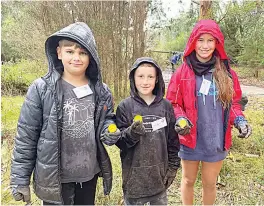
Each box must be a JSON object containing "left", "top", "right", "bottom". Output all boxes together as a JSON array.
[
  {"left": 58, "top": 39, "right": 85, "bottom": 50},
  {"left": 137, "top": 62, "right": 156, "bottom": 69}
]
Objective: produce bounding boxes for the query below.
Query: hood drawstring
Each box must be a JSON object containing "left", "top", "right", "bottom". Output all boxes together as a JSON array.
[
  {"left": 76, "top": 182, "right": 83, "bottom": 188},
  {"left": 202, "top": 75, "right": 206, "bottom": 106},
  {"left": 213, "top": 74, "right": 216, "bottom": 109},
  {"left": 202, "top": 73, "right": 217, "bottom": 109}
]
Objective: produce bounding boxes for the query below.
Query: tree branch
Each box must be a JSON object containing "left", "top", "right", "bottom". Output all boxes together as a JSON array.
[{"left": 191, "top": 0, "right": 200, "bottom": 5}]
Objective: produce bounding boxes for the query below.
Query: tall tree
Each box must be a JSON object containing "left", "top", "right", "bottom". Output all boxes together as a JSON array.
[{"left": 199, "top": 0, "right": 213, "bottom": 20}]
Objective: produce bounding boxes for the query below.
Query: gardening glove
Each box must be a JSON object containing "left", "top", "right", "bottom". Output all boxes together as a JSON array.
[
  {"left": 130, "top": 121, "right": 145, "bottom": 140},
  {"left": 234, "top": 116, "right": 252, "bottom": 138},
  {"left": 163, "top": 168, "right": 177, "bottom": 189},
  {"left": 100, "top": 129, "right": 121, "bottom": 146},
  {"left": 175, "top": 117, "right": 192, "bottom": 136},
  {"left": 12, "top": 185, "right": 31, "bottom": 203}
]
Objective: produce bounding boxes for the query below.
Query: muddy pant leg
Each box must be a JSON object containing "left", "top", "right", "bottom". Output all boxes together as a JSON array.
[
  {"left": 124, "top": 196, "right": 145, "bottom": 206},
  {"left": 124, "top": 191, "right": 167, "bottom": 206},
  {"left": 42, "top": 201, "right": 57, "bottom": 205},
  {"left": 149, "top": 191, "right": 167, "bottom": 205}
]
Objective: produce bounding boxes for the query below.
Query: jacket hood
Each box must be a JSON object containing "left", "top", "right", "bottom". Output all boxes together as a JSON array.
[
  {"left": 45, "top": 22, "right": 101, "bottom": 83},
  {"left": 129, "top": 57, "right": 165, "bottom": 104},
  {"left": 184, "top": 19, "right": 228, "bottom": 60}
]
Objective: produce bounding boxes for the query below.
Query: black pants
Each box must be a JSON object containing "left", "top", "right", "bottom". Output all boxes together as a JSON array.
[{"left": 43, "top": 175, "right": 98, "bottom": 205}]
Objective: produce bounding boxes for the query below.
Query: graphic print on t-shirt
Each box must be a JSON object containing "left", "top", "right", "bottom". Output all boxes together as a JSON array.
[{"left": 62, "top": 98, "right": 95, "bottom": 139}]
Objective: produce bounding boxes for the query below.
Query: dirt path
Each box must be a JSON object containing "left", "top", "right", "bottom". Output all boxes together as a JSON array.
[{"left": 240, "top": 85, "right": 264, "bottom": 96}]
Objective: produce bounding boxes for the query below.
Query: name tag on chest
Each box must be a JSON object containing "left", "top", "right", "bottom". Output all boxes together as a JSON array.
[
  {"left": 151, "top": 117, "right": 167, "bottom": 131},
  {"left": 199, "top": 78, "right": 211, "bottom": 95},
  {"left": 73, "top": 84, "right": 93, "bottom": 99}
]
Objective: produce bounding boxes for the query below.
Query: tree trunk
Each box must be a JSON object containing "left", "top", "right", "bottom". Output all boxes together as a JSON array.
[{"left": 199, "top": 0, "right": 213, "bottom": 20}]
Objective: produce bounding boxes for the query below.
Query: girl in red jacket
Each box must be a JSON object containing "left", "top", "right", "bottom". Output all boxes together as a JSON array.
[{"left": 166, "top": 19, "right": 252, "bottom": 205}]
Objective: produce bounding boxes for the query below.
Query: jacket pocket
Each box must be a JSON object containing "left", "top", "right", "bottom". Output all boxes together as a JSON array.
[{"left": 124, "top": 163, "right": 166, "bottom": 198}]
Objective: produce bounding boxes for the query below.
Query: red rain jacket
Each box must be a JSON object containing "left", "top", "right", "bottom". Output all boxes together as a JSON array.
[{"left": 166, "top": 19, "right": 244, "bottom": 150}]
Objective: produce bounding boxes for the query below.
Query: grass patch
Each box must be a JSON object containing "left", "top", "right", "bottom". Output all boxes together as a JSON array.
[
  {"left": 1, "top": 95, "right": 264, "bottom": 205},
  {"left": 1, "top": 96, "right": 25, "bottom": 132},
  {"left": 1, "top": 60, "right": 46, "bottom": 95}
]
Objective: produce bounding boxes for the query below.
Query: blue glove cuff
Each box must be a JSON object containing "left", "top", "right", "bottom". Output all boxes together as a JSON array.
[{"left": 234, "top": 116, "right": 247, "bottom": 128}]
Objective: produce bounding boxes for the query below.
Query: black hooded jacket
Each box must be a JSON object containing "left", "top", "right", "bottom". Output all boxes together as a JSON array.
[
  {"left": 10, "top": 22, "right": 114, "bottom": 204},
  {"left": 116, "top": 57, "right": 180, "bottom": 199}
]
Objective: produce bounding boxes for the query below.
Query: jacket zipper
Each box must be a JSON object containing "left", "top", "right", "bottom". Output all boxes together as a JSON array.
[{"left": 42, "top": 77, "right": 64, "bottom": 204}]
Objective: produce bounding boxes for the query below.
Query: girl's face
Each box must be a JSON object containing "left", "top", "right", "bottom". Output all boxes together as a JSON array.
[{"left": 195, "top": 33, "right": 216, "bottom": 63}]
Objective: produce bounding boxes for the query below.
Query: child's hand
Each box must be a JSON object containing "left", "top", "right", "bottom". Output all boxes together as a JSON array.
[
  {"left": 130, "top": 121, "right": 145, "bottom": 138},
  {"left": 100, "top": 129, "right": 121, "bottom": 146},
  {"left": 236, "top": 122, "right": 252, "bottom": 138},
  {"left": 234, "top": 116, "right": 252, "bottom": 138},
  {"left": 11, "top": 185, "right": 31, "bottom": 204},
  {"left": 163, "top": 168, "right": 177, "bottom": 189},
  {"left": 175, "top": 117, "right": 192, "bottom": 135}
]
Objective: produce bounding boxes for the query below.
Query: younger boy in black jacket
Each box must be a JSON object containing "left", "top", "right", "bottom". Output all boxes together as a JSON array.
[{"left": 103, "top": 57, "right": 180, "bottom": 205}]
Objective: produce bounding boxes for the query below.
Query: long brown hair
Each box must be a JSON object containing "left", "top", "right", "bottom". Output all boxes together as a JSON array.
[{"left": 213, "top": 57, "right": 234, "bottom": 109}]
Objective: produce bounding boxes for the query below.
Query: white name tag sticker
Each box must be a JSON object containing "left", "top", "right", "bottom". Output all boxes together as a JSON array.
[
  {"left": 73, "top": 84, "right": 93, "bottom": 99},
  {"left": 151, "top": 117, "right": 167, "bottom": 131},
  {"left": 199, "top": 79, "right": 211, "bottom": 95}
]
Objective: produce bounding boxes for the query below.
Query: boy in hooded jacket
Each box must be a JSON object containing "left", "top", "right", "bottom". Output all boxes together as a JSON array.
[
  {"left": 166, "top": 19, "right": 252, "bottom": 205},
  {"left": 103, "top": 57, "right": 181, "bottom": 205},
  {"left": 10, "top": 22, "right": 120, "bottom": 205}
]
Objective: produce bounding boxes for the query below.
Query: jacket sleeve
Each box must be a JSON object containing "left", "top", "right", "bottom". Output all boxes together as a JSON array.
[
  {"left": 167, "top": 103, "right": 181, "bottom": 170},
  {"left": 166, "top": 66, "right": 187, "bottom": 120},
  {"left": 229, "top": 69, "right": 244, "bottom": 125},
  {"left": 10, "top": 81, "right": 43, "bottom": 186},
  {"left": 115, "top": 102, "right": 139, "bottom": 150},
  {"left": 100, "top": 84, "right": 116, "bottom": 135}
]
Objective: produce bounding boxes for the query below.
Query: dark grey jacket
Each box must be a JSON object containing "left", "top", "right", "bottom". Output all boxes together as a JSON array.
[
  {"left": 10, "top": 22, "right": 114, "bottom": 204},
  {"left": 116, "top": 57, "right": 180, "bottom": 198}
]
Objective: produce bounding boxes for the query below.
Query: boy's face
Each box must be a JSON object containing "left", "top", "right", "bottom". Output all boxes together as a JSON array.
[
  {"left": 57, "top": 45, "right": 90, "bottom": 77},
  {"left": 134, "top": 65, "right": 157, "bottom": 98}
]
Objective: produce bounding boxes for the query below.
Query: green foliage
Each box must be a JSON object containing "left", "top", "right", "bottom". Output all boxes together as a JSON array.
[
  {"left": 1, "top": 1, "right": 47, "bottom": 62},
  {"left": 219, "top": 1, "right": 264, "bottom": 67},
  {"left": 1, "top": 59, "right": 47, "bottom": 95},
  {"left": 148, "top": 13, "right": 197, "bottom": 68}
]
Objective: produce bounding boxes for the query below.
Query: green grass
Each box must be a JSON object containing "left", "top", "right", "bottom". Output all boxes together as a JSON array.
[
  {"left": 1, "top": 95, "right": 264, "bottom": 205},
  {"left": 1, "top": 96, "right": 25, "bottom": 132},
  {"left": 1, "top": 60, "right": 46, "bottom": 95}
]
